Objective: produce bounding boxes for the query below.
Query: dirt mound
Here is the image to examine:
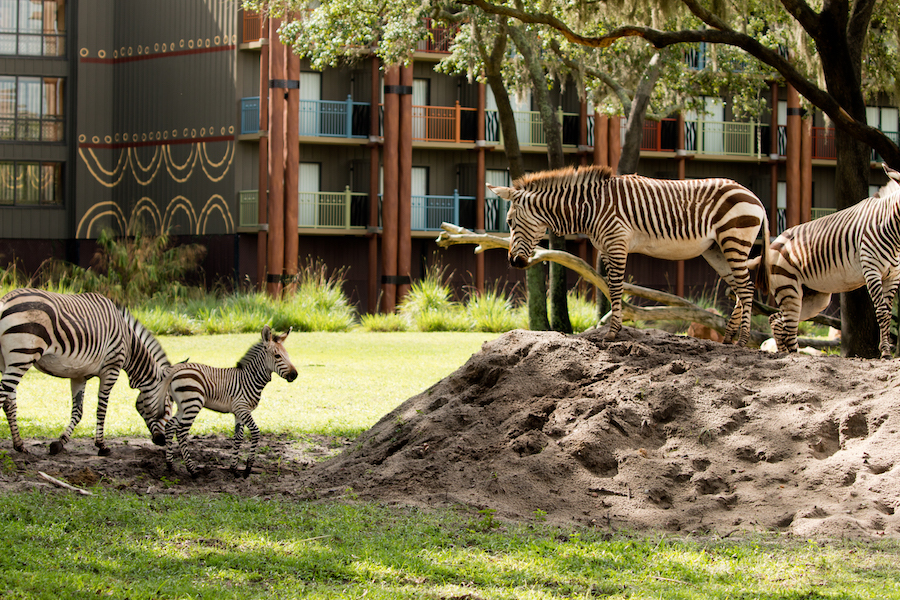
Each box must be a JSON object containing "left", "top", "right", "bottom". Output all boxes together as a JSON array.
[
  {"left": 302, "top": 328, "right": 900, "bottom": 538},
  {"left": 3, "top": 327, "right": 900, "bottom": 539}
]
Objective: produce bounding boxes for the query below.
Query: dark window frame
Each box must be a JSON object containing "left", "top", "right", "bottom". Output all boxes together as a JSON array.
[
  {"left": 0, "top": 75, "right": 65, "bottom": 142},
  {"left": 0, "top": 0, "right": 66, "bottom": 58},
  {"left": 0, "top": 159, "right": 63, "bottom": 207}
]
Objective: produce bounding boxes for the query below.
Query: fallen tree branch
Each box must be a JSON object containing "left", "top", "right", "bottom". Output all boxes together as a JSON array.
[
  {"left": 38, "top": 471, "right": 93, "bottom": 496},
  {"left": 435, "top": 223, "right": 839, "bottom": 350}
]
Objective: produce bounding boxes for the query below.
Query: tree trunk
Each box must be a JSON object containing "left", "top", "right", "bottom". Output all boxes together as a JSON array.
[
  {"left": 616, "top": 53, "right": 661, "bottom": 175},
  {"left": 509, "top": 24, "right": 571, "bottom": 333},
  {"left": 478, "top": 17, "right": 549, "bottom": 329}
]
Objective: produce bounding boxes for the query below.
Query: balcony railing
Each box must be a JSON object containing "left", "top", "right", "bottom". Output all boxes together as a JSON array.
[
  {"left": 240, "top": 187, "right": 369, "bottom": 229},
  {"left": 240, "top": 97, "right": 259, "bottom": 135},
  {"left": 299, "top": 97, "right": 370, "bottom": 138},
  {"left": 242, "top": 10, "right": 263, "bottom": 44},
  {"left": 811, "top": 207, "right": 836, "bottom": 220},
  {"left": 416, "top": 19, "right": 454, "bottom": 53},
  {"left": 812, "top": 127, "right": 836, "bottom": 160}
]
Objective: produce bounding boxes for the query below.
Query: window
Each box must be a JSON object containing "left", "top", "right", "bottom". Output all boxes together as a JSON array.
[
  {"left": 0, "top": 75, "right": 64, "bottom": 141},
  {"left": 0, "top": 0, "right": 65, "bottom": 57},
  {"left": 0, "top": 160, "right": 62, "bottom": 205}
]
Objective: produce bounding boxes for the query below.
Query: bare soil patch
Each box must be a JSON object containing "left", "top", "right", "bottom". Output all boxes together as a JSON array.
[{"left": 4, "top": 327, "right": 900, "bottom": 539}]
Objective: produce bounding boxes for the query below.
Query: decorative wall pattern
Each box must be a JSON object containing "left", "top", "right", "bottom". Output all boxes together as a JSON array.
[{"left": 76, "top": 194, "right": 234, "bottom": 238}]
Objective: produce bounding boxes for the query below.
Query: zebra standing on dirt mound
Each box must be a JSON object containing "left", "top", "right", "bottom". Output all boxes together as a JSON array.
[
  {"left": 489, "top": 165, "right": 770, "bottom": 347},
  {"left": 164, "top": 325, "right": 298, "bottom": 478},
  {"left": 767, "top": 163, "right": 900, "bottom": 358},
  {"left": 0, "top": 288, "right": 172, "bottom": 455}
]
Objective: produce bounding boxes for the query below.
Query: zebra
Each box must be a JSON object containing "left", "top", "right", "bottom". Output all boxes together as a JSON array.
[
  {"left": 490, "top": 165, "right": 770, "bottom": 346},
  {"left": 767, "top": 163, "right": 900, "bottom": 358},
  {"left": 0, "top": 288, "right": 172, "bottom": 455},
  {"left": 164, "top": 325, "right": 298, "bottom": 478}
]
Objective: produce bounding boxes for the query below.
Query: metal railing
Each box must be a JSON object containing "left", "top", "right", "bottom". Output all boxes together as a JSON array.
[
  {"left": 299, "top": 97, "right": 370, "bottom": 138},
  {"left": 239, "top": 188, "right": 369, "bottom": 230},
  {"left": 811, "top": 207, "right": 836, "bottom": 220},
  {"left": 416, "top": 19, "right": 454, "bottom": 53},
  {"left": 240, "top": 97, "right": 259, "bottom": 135}
]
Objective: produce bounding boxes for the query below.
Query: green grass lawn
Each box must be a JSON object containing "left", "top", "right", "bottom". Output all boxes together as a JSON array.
[{"left": 5, "top": 331, "right": 499, "bottom": 442}]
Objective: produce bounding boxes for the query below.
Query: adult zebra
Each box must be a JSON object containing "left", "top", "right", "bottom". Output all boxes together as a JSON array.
[
  {"left": 767, "top": 164, "right": 900, "bottom": 358},
  {"left": 0, "top": 288, "right": 172, "bottom": 455},
  {"left": 164, "top": 325, "right": 297, "bottom": 478},
  {"left": 491, "top": 165, "right": 770, "bottom": 346}
]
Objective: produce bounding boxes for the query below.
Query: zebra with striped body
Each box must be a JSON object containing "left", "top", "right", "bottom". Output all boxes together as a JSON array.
[
  {"left": 0, "top": 288, "right": 172, "bottom": 455},
  {"left": 767, "top": 164, "right": 900, "bottom": 358},
  {"left": 490, "top": 165, "right": 770, "bottom": 346},
  {"left": 164, "top": 325, "right": 298, "bottom": 478}
]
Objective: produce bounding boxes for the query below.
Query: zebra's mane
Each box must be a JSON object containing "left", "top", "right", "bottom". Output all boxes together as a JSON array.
[
  {"left": 513, "top": 165, "right": 615, "bottom": 191},
  {"left": 120, "top": 306, "right": 171, "bottom": 368},
  {"left": 237, "top": 341, "right": 266, "bottom": 370},
  {"left": 872, "top": 178, "right": 900, "bottom": 200}
]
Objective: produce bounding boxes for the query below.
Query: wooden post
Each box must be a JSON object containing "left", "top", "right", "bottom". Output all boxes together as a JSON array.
[
  {"left": 594, "top": 112, "right": 608, "bottom": 167},
  {"left": 283, "top": 42, "right": 300, "bottom": 295},
  {"left": 770, "top": 82, "right": 780, "bottom": 236},
  {"left": 381, "top": 66, "right": 400, "bottom": 312},
  {"left": 608, "top": 116, "right": 621, "bottom": 174},
  {"left": 266, "top": 17, "right": 285, "bottom": 298},
  {"left": 475, "top": 82, "right": 486, "bottom": 294},
  {"left": 786, "top": 85, "right": 801, "bottom": 229},
  {"left": 256, "top": 31, "right": 269, "bottom": 291},
  {"left": 397, "top": 63, "right": 413, "bottom": 303},
  {"left": 800, "top": 116, "right": 813, "bottom": 223},
  {"left": 676, "top": 113, "right": 686, "bottom": 298},
  {"left": 367, "top": 56, "right": 381, "bottom": 314}
]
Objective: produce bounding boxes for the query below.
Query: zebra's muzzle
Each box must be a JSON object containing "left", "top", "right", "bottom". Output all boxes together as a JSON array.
[
  {"left": 285, "top": 369, "right": 298, "bottom": 383},
  {"left": 509, "top": 254, "right": 529, "bottom": 269}
]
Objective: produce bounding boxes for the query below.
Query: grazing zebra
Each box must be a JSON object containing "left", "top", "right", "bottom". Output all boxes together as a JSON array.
[
  {"left": 767, "top": 163, "right": 900, "bottom": 358},
  {"left": 164, "top": 325, "right": 298, "bottom": 478},
  {"left": 490, "top": 165, "right": 770, "bottom": 346},
  {"left": 0, "top": 288, "right": 172, "bottom": 455}
]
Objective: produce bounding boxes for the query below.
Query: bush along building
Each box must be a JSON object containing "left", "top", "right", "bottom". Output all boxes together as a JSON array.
[{"left": 0, "top": 1, "right": 896, "bottom": 313}]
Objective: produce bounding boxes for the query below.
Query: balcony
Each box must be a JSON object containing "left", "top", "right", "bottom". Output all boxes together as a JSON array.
[
  {"left": 416, "top": 19, "right": 454, "bottom": 54},
  {"left": 242, "top": 10, "right": 264, "bottom": 44},
  {"left": 240, "top": 187, "right": 369, "bottom": 230},
  {"left": 240, "top": 189, "right": 514, "bottom": 232}
]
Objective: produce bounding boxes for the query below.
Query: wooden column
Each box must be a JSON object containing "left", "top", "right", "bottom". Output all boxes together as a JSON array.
[
  {"left": 256, "top": 30, "right": 269, "bottom": 290},
  {"left": 608, "top": 116, "right": 621, "bottom": 174},
  {"left": 283, "top": 42, "right": 300, "bottom": 295},
  {"left": 381, "top": 66, "right": 400, "bottom": 312},
  {"left": 676, "top": 113, "right": 686, "bottom": 298},
  {"left": 397, "top": 64, "right": 413, "bottom": 303},
  {"left": 800, "top": 116, "right": 813, "bottom": 223},
  {"left": 770, "top": 82, "right": 780, "bottom": 236},
  {"left": 367, "top": 57, "right": 381, "bottom": 314},
  {"left": 266, "top": 17, "right": 285, "bottom": 298},
  {"left": 786, "top": 85, "right": 801, "bottom": 229},
  {"left": 475, "top": 82, "right": 486, "bottom": 293},
  {"left": 594, "top": 112, "right": 608, "bottom": 167}
]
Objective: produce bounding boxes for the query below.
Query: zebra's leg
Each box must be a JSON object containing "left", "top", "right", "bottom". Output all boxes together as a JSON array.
[
  {"left": 235, "top": 410, "right": 260, "bottom": 478},
  {"left": 883, "top": 276, "right": 900, "bottom": 356},
  {"left": 230, "top": 417, "right": 245, "bottom": 475},
  {"left": 0, "top": 367, "right": 27, "bottom": 453},
  {"left": 49, "top": 377, "right": 87, "bottom": 455},
  {"left": 91, "top": 369, "right": 122, "bottom": 457},
  {"left": 768, "top": 312, "right": 787, "bottom": 352},
  {"left": 701, "top": 249, "right": 752, "bottom": 345},
  {"left": 863, "top": 270, "right": 894, "bottom": 358},
  {"left": 175, "top": 414, "right": 200, "bottom": 478},
  {"left": 164, "top": 414, "right": 178, "bottom": 471},
  {"left": 603, "top": 252, "right": 627, "bottom": 340}
]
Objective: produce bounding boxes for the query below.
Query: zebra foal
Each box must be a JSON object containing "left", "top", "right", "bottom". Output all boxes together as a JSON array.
[
  {"left": 767, "top": 164, "right": 900, "bottom": 358},
  {"left": 491, "top": 165, "right": 770, "bottom": 346},
  {"left": 164, "top": 325, "right": 298, "bottom": 477},
  {"left": 0, "top": 288, "right": 171, "bottom": 455}
]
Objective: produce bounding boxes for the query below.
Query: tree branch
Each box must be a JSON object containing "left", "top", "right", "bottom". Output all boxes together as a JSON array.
[{"left": 435, "top": 224, "right": 837, "bottom": 349}]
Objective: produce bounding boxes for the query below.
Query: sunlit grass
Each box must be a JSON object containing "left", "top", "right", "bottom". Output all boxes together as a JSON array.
[
  {"left": 3, "top": 331, "right": 498, "bottom": 442},
  {"left": 1, "top": 492, "right": 899, "bottom": 600}
]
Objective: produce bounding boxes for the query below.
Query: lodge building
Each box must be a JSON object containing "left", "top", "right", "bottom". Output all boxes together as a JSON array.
[{"left": 0, "top": 0, "right": 896, "bottom": 312}]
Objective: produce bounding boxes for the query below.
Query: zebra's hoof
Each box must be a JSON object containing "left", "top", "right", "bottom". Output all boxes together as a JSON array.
[
  {"left": 13, "top": 443, "right": 26, "bottom": 454},
  {"left": 49, "top": 441, "right": 64, "bottom": 455},
  {"left": 242, "top": 467, "right": 252, "bottom": 479},
  {"left": 152, "top": 433, "right": 167, "bottom": 446},
  {"left": 97, "top": 446, "right": 112, "bottom": 457}
]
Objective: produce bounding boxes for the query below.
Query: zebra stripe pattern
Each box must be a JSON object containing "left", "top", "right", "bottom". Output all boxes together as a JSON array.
[
  {"left": 0, "top": 288, "right": 171, "bottom": 455},
  {"left": 491, "top": 165, "right": 770, "bottom": 346},
  {"left": 164, "top": 325, "right": 298, "bottom": 478},
  {"left": 768, "top": 163, "right": 900, "bottom": 358}
]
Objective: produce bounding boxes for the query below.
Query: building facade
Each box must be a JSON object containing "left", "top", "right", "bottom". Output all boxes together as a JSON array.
[{"left": 0, "top": 1, "right": 896, "bottom": 312}]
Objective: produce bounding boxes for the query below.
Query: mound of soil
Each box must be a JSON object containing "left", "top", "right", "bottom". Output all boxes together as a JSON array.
[{"left": 4, "top": 327, "right": 900, "bottom": 539}]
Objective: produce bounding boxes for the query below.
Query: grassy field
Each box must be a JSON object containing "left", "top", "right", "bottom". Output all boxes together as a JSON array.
[
  {"left": 3, "top": 331, "right": 900, "bottom": 598},
  {"left": 5, "top": 331, "right": 499, "bottom": 441}
]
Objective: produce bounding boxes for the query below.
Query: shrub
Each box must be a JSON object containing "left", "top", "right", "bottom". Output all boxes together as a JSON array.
[
  {"left": 359, "top": 313, "right": 407, "bottom": 332},
  {"left": 467, "top": 287, "right": 524, "bottom": 332},
  {"left": 398, "top": 265, "right": 466, "bottom": 331},
  {"left": 565, "top": 289, "right": 601, "bottom": 333}
]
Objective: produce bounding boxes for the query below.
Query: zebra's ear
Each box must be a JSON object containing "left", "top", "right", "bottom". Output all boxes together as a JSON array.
[
  {"left": 884, "top": 163, "right": 900, "bottom": 183},
  {"left": 275, "top": 327, "right": 291, "bottom": 344},
  {"left": 262, "top": 325, "right": 272, "bottom": 342},
  {"left": 487, "top": 184, "right": 515, "bottom": 201}
]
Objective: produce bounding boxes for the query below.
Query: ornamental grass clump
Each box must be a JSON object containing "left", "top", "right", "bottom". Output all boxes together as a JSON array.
[
  {"left": 466, "top": 287, "right": 525, "bottom": 332},
  {"left": 273, "top": 260, "right": 356, "bottom": 332},
  {"left": 398, "top": 265, "right": 469, "bottom": 332}
]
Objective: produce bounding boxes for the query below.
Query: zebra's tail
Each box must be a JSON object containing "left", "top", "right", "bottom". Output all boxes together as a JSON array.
[{"left": 754, "top": 212, "right": 772, "bottom": 298}]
